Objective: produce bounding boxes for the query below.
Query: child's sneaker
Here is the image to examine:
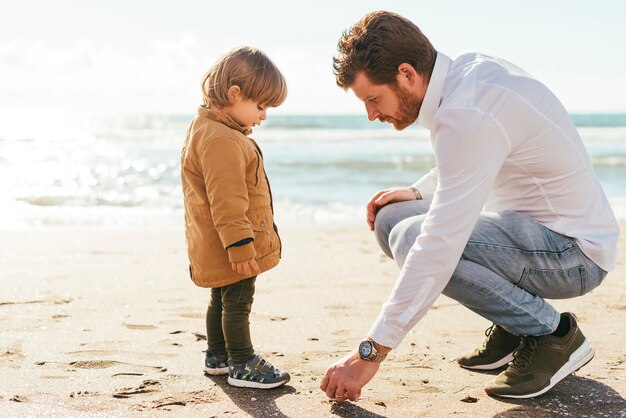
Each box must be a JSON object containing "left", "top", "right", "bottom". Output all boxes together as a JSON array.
[
  {"left": 203, "top": 348, "right": 229, "bottom": 375},
  {"left": 228, "top": 354, "right": 290, "bottom": 389}
]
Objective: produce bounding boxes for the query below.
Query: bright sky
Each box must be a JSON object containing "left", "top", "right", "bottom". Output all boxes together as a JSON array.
[{"left": 2, "top": 0, "right": 625, "bottom": 115}]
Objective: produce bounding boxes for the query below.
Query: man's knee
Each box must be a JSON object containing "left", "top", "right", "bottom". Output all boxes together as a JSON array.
[
  {"left": 374, "top": 204, "right": 398, "bottom": 258},
  {"left": 373, "top": 204, "right": 395, "bottom": 241},
  {"left": 374, "top": 201, "right": 430, "bottom": 260}
]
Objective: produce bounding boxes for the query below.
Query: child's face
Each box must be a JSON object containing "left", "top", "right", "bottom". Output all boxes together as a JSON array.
[{"left": 223, "top": 99, "right": 267, "bottom": 130}]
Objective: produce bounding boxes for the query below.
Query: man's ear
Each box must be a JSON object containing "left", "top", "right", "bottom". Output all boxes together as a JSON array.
[
  {"left": 227, "top": 85, "right": 242, "bottom": 104},
  {"left": 396, "top": 63, "right": 418, "bottom": 87},
  {"left": 398, "top": 62, "right": 417, "bottom": 80}
]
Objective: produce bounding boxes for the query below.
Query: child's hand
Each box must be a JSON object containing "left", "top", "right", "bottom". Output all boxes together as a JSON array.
[{"left": 231, "top": 258, "right": 261, "bottom": 277}]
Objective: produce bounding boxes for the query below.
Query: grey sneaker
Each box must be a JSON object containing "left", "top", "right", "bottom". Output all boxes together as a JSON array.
[
  {"left": 457, "top": 324, "right": 521, "bottom": 370},
  {"left": 485, "top": 313, "right": 594, "bottom": 398},
  {"left": 203, "top": 348, "right": 229, "bottom": 375},
  {"left": 228, "top": 354, "right": 290, "bottom": 389}
]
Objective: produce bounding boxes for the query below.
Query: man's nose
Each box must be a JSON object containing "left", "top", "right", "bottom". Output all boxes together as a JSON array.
[{"left": 365, "top": 103, "right": 380, "bottom": 121}]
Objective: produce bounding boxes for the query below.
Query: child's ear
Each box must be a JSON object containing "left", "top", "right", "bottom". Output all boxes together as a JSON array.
[{"left": 227, "top": 85, "right": 242, "bottom": 104}]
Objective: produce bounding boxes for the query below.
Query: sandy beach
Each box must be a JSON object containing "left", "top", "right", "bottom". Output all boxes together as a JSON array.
[{"left": 0, "top": 223, "right": 624, "bottom": 417}]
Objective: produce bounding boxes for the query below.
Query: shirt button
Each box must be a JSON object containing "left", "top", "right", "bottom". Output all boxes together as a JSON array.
[{"left": 260, "top": 220, "right": 266, "bottom": 228}]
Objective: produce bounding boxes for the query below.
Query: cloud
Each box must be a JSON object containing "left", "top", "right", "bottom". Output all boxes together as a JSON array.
[{"left": 0, "top": 34, "right": 212, "bottom": 113}]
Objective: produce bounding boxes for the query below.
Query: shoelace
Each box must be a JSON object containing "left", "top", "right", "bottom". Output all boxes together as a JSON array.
[
  {"left": 485, "top": 324, "right": 496, "bottom": 339},
  {"left": 510, "top": 337, "right": 539, "bottom": 370},
  {"left": 479, "top": 324, "right": 497, "bottom": 351}
]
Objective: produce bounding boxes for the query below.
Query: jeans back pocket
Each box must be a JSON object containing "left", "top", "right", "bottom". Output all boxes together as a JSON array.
[{"left": 519, "top": 266, "right": 586, "bottom": 299}]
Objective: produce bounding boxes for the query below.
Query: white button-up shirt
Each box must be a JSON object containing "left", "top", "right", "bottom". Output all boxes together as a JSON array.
[{"left": 369, "top": 52, "right": 619, "bottom": 348}]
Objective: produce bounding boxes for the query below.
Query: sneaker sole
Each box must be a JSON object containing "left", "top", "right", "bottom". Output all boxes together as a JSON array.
[
  {"left": 458, "top": 352, "right": 514, "bottom": 370},
  {"left": 485, "top": 338, "right": 594, "bottom": 399},
  {"left": 227, "top": 376, "right": 289, "bottom": 389},
  {"left": 203, "top": 366, "right": 229, "bottom": 375}
]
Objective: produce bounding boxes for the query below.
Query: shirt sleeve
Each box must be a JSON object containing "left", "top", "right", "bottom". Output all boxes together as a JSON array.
[
  {"left": 200, "top": 137, "right": 256, "bottom": 263},
  {"left": 411, "top": 167, "right": 438, "bottom": 200},
  {"left": 369, "top": 107, "right": 511, "bottom": 348}
]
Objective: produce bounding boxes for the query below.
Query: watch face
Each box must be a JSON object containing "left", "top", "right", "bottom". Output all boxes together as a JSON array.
[{"left": 359, "top": 340, "right": 373, "bottom": 358}]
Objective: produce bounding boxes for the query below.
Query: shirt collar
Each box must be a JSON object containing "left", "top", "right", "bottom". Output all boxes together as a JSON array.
[
  {"left": 198, "top": 105, "right": 252, "bottom": 136},
  {"left": 417, "top": 52, "right": 451, "bottom": 130}
]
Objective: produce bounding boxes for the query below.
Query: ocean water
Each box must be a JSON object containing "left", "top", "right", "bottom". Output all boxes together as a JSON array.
[{"left": 0, "top": 112, "right": 625, "bottom": 229}]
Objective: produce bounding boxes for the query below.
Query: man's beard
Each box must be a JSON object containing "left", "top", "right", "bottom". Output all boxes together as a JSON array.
[{"left": 385, "top": 84, "right": 422, "bottom": 131}]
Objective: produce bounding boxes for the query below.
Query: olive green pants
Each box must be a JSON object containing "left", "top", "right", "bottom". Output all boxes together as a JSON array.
[{"left": 206, "top": 277, "right": 256, "bottom": 364}]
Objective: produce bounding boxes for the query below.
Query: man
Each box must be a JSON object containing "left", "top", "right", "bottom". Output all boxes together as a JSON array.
[{"left": 320, "top": 10, "right": 618, "bottom": 401}]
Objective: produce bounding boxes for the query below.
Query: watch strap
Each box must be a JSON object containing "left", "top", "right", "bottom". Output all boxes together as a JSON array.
[{"left": 367, "top": 351, "right": 387, "bottom": 363}]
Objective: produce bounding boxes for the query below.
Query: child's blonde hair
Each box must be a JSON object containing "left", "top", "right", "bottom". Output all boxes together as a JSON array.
[{"left": 202, "top": 46, "right": 287, "bottom": 108}]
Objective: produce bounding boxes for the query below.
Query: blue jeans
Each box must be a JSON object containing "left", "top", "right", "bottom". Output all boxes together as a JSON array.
[{"left": 374, "top": 200, "right": 607, "bottom": 336}]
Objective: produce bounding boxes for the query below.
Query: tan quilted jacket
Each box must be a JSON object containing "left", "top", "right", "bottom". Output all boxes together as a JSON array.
[{"left": 181, "top": 106, "right": 280, "bottom": 288}]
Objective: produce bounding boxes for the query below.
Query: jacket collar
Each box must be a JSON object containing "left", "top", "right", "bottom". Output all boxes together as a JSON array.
[
  {"left": 417, "top": 52, "right": 451, "bottom": 131},
  {"left": 198, "top": 106, "right": 252, "bottom": 136}
]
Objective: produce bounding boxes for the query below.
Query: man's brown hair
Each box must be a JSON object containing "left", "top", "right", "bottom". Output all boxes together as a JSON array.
[
  {"left": 333, "top": 11, "right": 437, "bottom": 89},
  {"left": 202, "top": 46, "right": 287, "bottom": 108}
]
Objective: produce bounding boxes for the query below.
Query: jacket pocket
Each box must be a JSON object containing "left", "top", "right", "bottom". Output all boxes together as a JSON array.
[{"left": 248, "top": 208, "right": 278, "bottom": 256}]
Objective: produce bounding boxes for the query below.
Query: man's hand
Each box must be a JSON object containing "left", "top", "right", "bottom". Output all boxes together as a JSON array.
[
  {"left": 367, "top": 187, "right": 417, "bottom": 230},
  {"left": 320, "top": 350, "right": 380, "bottom": 402},
  {"left": 231, "top": 258, "right": 261, "bottom": 277}
]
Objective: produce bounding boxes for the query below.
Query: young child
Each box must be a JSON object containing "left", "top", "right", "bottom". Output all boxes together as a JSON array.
[{"left": 181, "top": 46, "right": 289, "bottom": 389}]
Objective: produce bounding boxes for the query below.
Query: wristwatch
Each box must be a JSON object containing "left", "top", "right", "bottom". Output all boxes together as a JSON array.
[{"left": 358, "top": 339, "right": 387, "bottom": 363}]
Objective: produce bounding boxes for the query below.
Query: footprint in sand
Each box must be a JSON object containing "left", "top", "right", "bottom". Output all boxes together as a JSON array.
[
  {"left": 417, "top": 385, "right": 443, "bottom": 394},
  {"left": 0, "top": 341, "right": 25, "bottom": 369},
  {"left": 324, "top": 305, "right": 353, "bottom": 318},
  {"left": 0, "top": 298, "right": 72, "bottom": 306},
  {"left": 324, "top": 304, "right": 351, "bottom": 310},
  {"left": 178, "top": 313, "right": 204, "bottom": 319},
  {"left": 193, "top": 333, "right": 207, "bottom": 341},
  {"left": 35, "top": 359, "right": 167, "bottom": 375},
  {"left": 148, "top": 391, "right": 219, "bottom": 409},
  {"left": 70, "top": 360, "right": 120, "bottom": 369},
  {"left": 113, "top": 379, "right": 161, "bottom": 398},
  {"left": 123, "top": 322, "right": 157, "bottom": 330},
  {"left": 9, "top": 395, "right": 27, "bottom": 403}
]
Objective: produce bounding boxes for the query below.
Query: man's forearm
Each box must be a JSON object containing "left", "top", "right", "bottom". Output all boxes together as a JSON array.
[{"left": 369, "top": 337, "right": 392, "bottom": 355}]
